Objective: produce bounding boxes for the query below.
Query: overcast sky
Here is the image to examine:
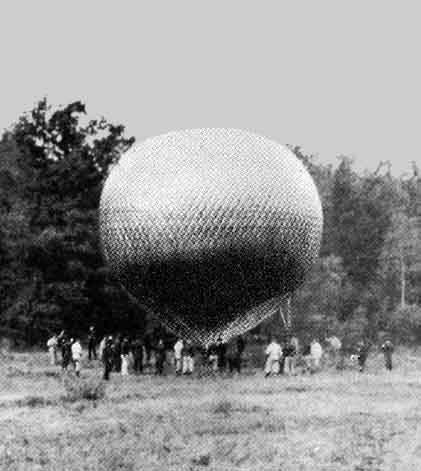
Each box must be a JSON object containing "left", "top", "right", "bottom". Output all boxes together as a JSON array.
[{"left": 1, "top": 1, "right": 420, "bottom": 175}]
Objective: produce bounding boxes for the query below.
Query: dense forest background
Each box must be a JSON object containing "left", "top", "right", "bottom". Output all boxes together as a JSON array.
[{"left": 0, "top": 99, "right": 420, "bottom": 348}]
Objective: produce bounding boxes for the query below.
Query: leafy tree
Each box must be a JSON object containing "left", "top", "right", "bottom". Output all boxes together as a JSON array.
[
  {"left": 0, "top": 98, "right": 137, "bottom": 344},
  {"left": 292, "top": 256, "right": 346, "bottom": 339},
  {"left": 1, "top": 105, "right": 420, "bottom": 347},
  {"left": 387, "top": 305, "right": 421, "bottom": 343},
  {"left": 379, "top": 211, "right": 421, "bottom": 308}
]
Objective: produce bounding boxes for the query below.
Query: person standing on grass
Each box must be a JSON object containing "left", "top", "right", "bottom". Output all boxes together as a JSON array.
[
  {"left": 381, "top": 338, "right": 394, "bottom": 371},
  {"left": 226, "top": 338, "right": 239, "bottom": 374},
  {"left": 58, "top": 330, "right": 67, "bottom": 363},
  {"left": 47, "top": 333, "right": 58, "bottom": 366},
  {"left": 132, "top": 337, "right": 144, "bottom": 374},
  {"left": 356, "top": 340, "right": 369, "bottom": 372},
  {"left": 310, "top": 338, "right": 323, "bottom": 371},
  {"left": 264, "top": 336, "right": 282, "bottom": 377},
  {"left": 207, "top": 341, "right": 219, "bottom": 372},
  {"left": 236, "top": 336, "right": 246, "bottom": 373},
  {"left": 283, "top": 339, "right": 297, "bottom": 376},
  {"left": 302, "top": 342, "right": 313, "bottom": 373},
  {"left": 113, "top": 335, "right": 122, "bottom": 372},
  {"left": 71, "top": 338, "right": 83, "bottom": 377},
  {"left": 174, "top": 337, "right": 184, "bottom": 375},
  {"left": 98, "top": 335, "right": 107, "bottom": 361},
  {"left": 215, "top": 336, "right": 227, "bottom": 373},
  {"left": 155, "top": 338, "right": 166, "bottom": 375},
  {"left": 103, "top": 336, "right": 114, "bottom": 381},
  {"left": 121, "top": 337, "right": 130, "bottom": 376},
  {"left": 325, "top": 335, "right": 342, "bottom": 365},
  {"left": 87, "top": 326, "right": 97, "bottom": 361},
  {"left": 61, "top": 335, "right": 72, "bottom": 371},
  {"left": 226, "top": 336, "right": 245, "bottom": 374},
  {"left": 144, "top": 334, "right": 152, "bottom": 367},
  {"left": 182, "top": 340, "right": 194, "bottom": 375}
]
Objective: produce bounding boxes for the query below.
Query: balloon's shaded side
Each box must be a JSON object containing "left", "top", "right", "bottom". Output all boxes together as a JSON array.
[
  {"left": 99, "top": 129, "right": 323, "bottom": 345},
  {"left": 101, "top": 212, "right": 313, "bottom": 343}
]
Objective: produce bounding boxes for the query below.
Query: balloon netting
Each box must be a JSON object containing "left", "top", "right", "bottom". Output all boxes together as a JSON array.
[{"left": 100, "top": 129, "right": 323, "bottom": 346}]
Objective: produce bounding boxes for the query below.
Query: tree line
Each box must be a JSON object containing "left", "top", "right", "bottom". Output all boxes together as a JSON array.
[{"left": 0, "top": 99, "right": 420, "bottom": 347}]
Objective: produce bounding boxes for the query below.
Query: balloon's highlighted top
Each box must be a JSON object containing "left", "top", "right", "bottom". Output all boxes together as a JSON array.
[{"left": 100, "top": 129, "right": 323, "bottom": 344}]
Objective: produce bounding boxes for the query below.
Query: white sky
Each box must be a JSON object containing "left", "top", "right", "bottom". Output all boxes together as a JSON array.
[{"left": 1, "top": 1, "right": 420, "bottom": 176}]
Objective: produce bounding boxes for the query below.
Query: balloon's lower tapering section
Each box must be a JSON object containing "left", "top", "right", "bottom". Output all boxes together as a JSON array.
[{"left": 100, "top": 129, "right": 323, "bottom": 345}]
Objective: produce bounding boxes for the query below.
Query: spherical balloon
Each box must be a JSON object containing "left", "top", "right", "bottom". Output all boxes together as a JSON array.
[{"left": 99, "top": 129, "right": 323, "bottom": 345}]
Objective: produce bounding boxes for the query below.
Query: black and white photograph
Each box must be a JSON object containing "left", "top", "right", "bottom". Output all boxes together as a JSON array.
[{"left": 0, "top": 1, "right": 420, "bottom": 470}]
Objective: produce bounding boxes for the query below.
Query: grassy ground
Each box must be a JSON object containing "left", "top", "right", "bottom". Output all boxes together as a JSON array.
[{"left": 1, "top": 349, "right": 421, "bottom": 470}]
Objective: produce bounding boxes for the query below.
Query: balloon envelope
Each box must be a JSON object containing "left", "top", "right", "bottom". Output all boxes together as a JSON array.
[{"left": 100, "top": 129, "right": 323, "bottom": 344}]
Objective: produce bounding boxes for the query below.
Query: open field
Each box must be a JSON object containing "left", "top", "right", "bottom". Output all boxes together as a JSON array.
[{"left": 1, "top": 350, "right": 421, "bottom": 470}]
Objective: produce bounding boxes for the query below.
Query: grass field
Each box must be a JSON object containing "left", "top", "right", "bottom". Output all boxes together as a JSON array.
[{"left": 1, "top": 349, "right": 421, "bottom": 470}]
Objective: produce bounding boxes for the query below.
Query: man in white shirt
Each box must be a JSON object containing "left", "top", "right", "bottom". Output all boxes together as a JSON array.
[
  {"left": 310, "top": 339, "right": 323, "bottom": 370},
  {"left": 325, "top": 335, "right": 342, "bottom": 367},
  {"left": 264, "top": 337, "right": 282, "bottom": 377},
  {"left": 174, "top": 338, "right": 184, "bottom": 375},
  {"left": 182, "top": 341, "right": 194, "bottom": 375},
  {"left": 326, "top": 336, "right": 341, "bottom": 352},
  {"left": 71, "top": 338, "right": 83, "bottom": 377}
]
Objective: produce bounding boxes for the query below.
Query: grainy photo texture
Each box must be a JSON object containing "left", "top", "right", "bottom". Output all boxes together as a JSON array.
[{"left": 1, "top": 2, "right": 421, "bottom": 470}]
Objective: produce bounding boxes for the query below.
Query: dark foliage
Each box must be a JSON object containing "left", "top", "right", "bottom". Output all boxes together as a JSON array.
[{"left": 0, "top": 101, "right": 420, "bottom": 346}]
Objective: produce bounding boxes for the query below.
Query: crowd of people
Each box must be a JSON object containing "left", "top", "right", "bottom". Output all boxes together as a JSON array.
[
  {"left": 46, "top": 327, "right": 395, "bottom": 380},
  {"left": 264, "top": 336, "right": 326, "bottom": 377},
  {"left": 264, "top": 335, "right": 395, "bottom": 376},
  {"left": 46, "top": 327, "right": 248, "bottom": 380}
]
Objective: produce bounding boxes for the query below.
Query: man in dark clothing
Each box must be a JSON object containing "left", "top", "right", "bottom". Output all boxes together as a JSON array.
[
  {"left": 237, "top": 336, "right": 246, "bottom": 372},
  {"left": 113, "top": 335, "right": 122, "bottom": 372},
  {"left": 206, "top": 342, "right": 218, "bottom": 372},
  {"left": 357, "top": 340, "right": 369, "bottom": 372},
  {"left": 226, "top": 340, "right": 239, "bottom": 374},
  {"left": 58, "top": 330, "right": 67, "bottom": 363},
  {"left": 59, "top": 334, "right": 72, "bottom": 371},
  {"left": 132, "top": 337, "right": 144, "bottom": 374},
  {"left": 381, "top": 339, "right": 394, "bottom": 371},
  {"left": 215, "top": 337, "right": 227, "bottom": 373},
  {"left": 103, "top": 337, "right": 114, "bottom": 381},
  {"left": 88, "top": 326, "right": 97, "bottom": 361},
  {"left": 144, "top": 334, "right": 152, "bottom": 366},
  {"left": 226, "top": 336, "right": 246, "bottom": 374},
  {"left": 283, "top": 341, "right": 296, "bottom": 375},
  {"left": 155, "top": 338, "right": 166, "bottom": 375}
]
